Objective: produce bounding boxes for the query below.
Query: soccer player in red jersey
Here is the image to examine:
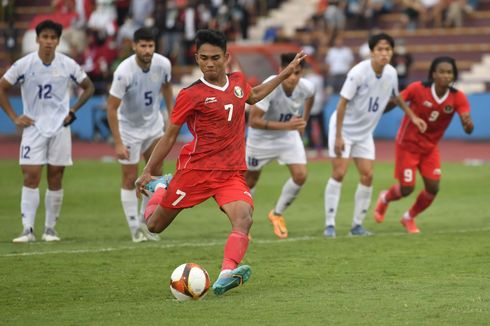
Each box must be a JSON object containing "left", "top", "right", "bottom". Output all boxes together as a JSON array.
[
  {"left": 134, "top": 29, "right": 306, "bottom": 295},
  {"left": 374, "top": 56, "right": 474, "bottom": 233}
]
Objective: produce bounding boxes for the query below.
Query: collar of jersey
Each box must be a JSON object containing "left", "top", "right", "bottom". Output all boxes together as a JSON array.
[
  {"left": 431, "top": 83, "right": 449, "bottom": 104},
  {"left": 200, "top": 75, "right": 229, "bottom": 92}
]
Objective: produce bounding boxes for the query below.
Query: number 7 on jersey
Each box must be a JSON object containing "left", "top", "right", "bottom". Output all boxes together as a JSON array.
[{"left": 224, "top": 104, "right": 233, "bottom": 121}]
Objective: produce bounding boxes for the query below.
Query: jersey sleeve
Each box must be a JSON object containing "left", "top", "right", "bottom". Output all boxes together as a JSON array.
[
  {"left": 68, "top": 58, "right": 88, "bottom": 84},
  {"left": 400, "top": 82, "right": 417, "bottom": 102},
  {"left": 455, "top": 90, "right": 470, "bottom": 115},
  {"left": 339, "top": 69, "right": 360, "bottom": 101},
  {"left": 161, "top": 56, "right": 172, "bottom": 84},
  {"left": 2, "top": 60, "right": 24, "bottom": 85},
  {"left": 302, "top": 78, "right": 315, "bottom": 98},
  {"left": 109, "top": 69, "right": 129, "bottom": 100},
  {"left": 170, "top": 89, "right": 195, "bottom": 125}
]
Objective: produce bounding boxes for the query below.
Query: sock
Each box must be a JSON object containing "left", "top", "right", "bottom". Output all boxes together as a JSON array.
[
  {"left": 402, "top": 211, "right": 411, "bottom": 220},
  {"left": 385, "top": 184, "right": 402, "bottom": 203},
  {"left": 352, "top": 184, "right": 373, "bottom": 226},
  {"left": 408, "top": 190, "right": 436, "bottom": 218},
  {"left": 144, "top": 187, "right": 166, "bottom": 221},
  {"left": 139, "top": 195, "right": 149, "bottom": 222},
  {"left": 324, "top": 178, "right": 342, "bottom": 227},
  {"left": 21, "top": 186, "right": 40, "bottom": 231},
  {"left": 121, "top": 188, "right": 140, "bottom": 231},
  {"left": 45, "top": 189, "right": 63, "bottom": 229},
  {"left": 274, "top": 178, "right": 302, "bottom": 215},
  {"left": 221, "top": 231, "right": 249, "bottom": 271}
]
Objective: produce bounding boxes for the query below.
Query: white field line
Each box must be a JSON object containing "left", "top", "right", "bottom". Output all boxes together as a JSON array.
[{"left": 2, "top": 227, "right": 489, "bottom": 258}]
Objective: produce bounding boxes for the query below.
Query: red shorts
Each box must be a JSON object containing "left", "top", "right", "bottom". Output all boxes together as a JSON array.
[
  {"left": 395, "top": 145, "right": 441, "bottom": 187},
  {"left": 159, "top": 169, "right": 254, "bottom": 209}
]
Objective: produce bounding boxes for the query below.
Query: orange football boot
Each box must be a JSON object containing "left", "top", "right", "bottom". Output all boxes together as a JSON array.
[
  {"left": 400, "top": 217, "right": 420, "bottom": 234},
  {"left": 268, "top": 210, "right": 288, "bottom": 239},
  {"left": 374, "top": 191, "right": 388, "bottom": 223}
]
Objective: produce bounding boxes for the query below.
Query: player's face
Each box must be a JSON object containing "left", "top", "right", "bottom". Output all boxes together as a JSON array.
[
  {"left": 371, "top": 40, "right": 393, "bottom": 67},
  {"left": 432, "top": 62, "right": 454, "bottom": 88},
  {"left": 133, "top": 40, "right": 155, "bottom": 65},
  {"left": 36, "top": 29, "right": 60, "bottom": 54},
  {"left": 195, "top": 44, "right": 229, "bottom": 83},
  {"left": 281, "top": 65, "right": 302, "bottom": 93}
]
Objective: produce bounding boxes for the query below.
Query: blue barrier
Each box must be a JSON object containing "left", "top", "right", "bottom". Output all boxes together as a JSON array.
[{"left": 1, "top": 94, "right": 489, "bottom": 140}]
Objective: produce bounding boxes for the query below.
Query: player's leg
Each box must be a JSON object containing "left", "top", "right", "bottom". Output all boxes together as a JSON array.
[
  {"left": 375, "top": 146, "right": 417, "bottom": 223},
  {"left": 212, "top": 173, "right": 254, "bottom": 295},
  {"left": 14, "top": 127, "right": 46, "bottom": 243},
  {"left": 43, "top": 164, "right": 65, "bottom": 241},
  {"left": 244, "top": 170, "right": 261, "bottom": 197},
  {"left": 349, "top": 157, "right": 374, "bottom": 236},
  {"left": 324, "top": 157, "right": 349, "bottom": 237}
]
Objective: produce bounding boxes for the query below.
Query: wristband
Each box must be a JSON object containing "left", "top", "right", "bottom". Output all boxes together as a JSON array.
[{"left": 63, "top": 111, "right": 77, "bottom": 127}]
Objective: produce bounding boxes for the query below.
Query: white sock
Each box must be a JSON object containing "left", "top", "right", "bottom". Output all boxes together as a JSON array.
[
  {"left": 324, "top": 178, "right": 342, "bottom": 227},
  {"left": 121, "top": 188, "right": 140, "bottom": 231},
  {"left": 45, "top": 189, "right": 63, "bottom": 229},
  {"left": 274, "top": 178, "right": 302, "bottom": 215},
  {"left": 352, "top": 183, "right": 373, "bottom": 226},
  {"left": 139, "top": 195, "right": 149, "bottom": 223},
  {"left": 21, "top": 186, "right": 39, "bottom": 231},
  {"left": 402, "top": 211, "right": 412, "bottom": 220},
  {"left": 219, "top": 269, "right": 232, "bottom": 278}
]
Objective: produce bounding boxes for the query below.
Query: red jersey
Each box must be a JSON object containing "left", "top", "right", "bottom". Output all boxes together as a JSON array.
[
  {"left": 171, "top": 72, "right": 252, "bottom": 171},
  {"left": 396, "top": 81, "right": 470, "bottom": 153}
]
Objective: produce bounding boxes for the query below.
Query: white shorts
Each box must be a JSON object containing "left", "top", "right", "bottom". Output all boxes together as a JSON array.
[
  {"left": 328, "top": 131, "right": 375, "bottom": 160},
  {"left": 119, "top": 128, "right": 163, "bottom": 165},
  {"left": 19, "top": 126, "right": 72, "bottom": 166},
  {"left": 246, "top": 133, "right": 307, "bottom": 171}
]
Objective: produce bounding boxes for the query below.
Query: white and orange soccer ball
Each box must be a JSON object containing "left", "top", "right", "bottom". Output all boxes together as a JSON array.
[{"left": 169, "top": 263, "right": 210, "bottom": 301}]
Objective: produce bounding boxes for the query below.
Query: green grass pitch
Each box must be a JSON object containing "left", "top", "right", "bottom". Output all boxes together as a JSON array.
[{"left": 0, "top": 160, "right": 489, "bottom": 325}]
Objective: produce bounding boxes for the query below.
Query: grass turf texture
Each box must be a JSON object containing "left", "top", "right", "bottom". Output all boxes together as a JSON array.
[{"left": 0, "top": 160, "right": 489, "bottom": 325}]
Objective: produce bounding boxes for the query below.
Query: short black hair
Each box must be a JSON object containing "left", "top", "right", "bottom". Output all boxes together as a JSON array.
[
  {"left": 35, "top": 20, "right": 63, "bottom": 38},
  {"left": 368, "top": 33, "right": 395, "bottom": 50},
  {"left": 280, "top": 52, "right": 303, "bottom": 68},
  {"left": 195, "top": 29, "right": 227, "bottom": 52},
  {"left": 428, "top": 56, "right": 459, "bottom": 82},
  {"left": 133, "top": 27, "right": 156, "bottom": 43}
]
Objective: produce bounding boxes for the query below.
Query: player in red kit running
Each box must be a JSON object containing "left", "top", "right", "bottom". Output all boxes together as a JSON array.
[
  {"left": 135, "top": 29, "right": 306, "bottom": 295},
  {"left": 374, "top": 56, "right": 474, "bottom": 233}
]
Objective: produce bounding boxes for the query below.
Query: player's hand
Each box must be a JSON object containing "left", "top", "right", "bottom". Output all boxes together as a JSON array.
[
  {"left": 135, "top": 172, "right": 153, "bottom": 197},
  {"left": 334, "top": 137, "right": 345, "bottom": 157},
  {"left": 284, "top": 51, "right": 308, "bottom": 76},
  {"left": 63, "top": 111, "right": 77, "bottom": 127},
  {"left": 14, "top": 115, "right": 34, "bottom": 127},
  {"left": 287, "top": 116, "right": 307, "bottom": 132},
  {"left": 411, "top": 116, "right": 427, "bottom": 133},
  {"left": 115, "top": 143, "right": 129, "bottom": 160},
  {"left": 461, "top": 115, "right": 474, "bottom": 134}
]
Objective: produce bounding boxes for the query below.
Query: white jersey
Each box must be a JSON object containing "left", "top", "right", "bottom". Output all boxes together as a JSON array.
[
  {"left": 3, "top": 52, "right": 87, "bottom": 138},
  {"left": 330, "top": 59, "right": 399, "bottom": 141},
  {"left": 109, "top": 53, "right": 171, "bottom": 139},
  {"left": 247, "top": 75, "right": 315, "bottom": 143}
]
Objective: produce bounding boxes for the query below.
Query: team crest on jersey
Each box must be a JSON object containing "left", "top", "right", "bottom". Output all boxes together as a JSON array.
[
  {"left": 444, "top": 105, "right": 454, "bottom": 114},
  {"left": 52, "top": 69, "right": 61, "bottom": 77},
  {"left": 234, "top": 86, "right": 244, "bottom": 98},
  {"left": 151, "top": 73, "right": 159, "bottom": 82}
]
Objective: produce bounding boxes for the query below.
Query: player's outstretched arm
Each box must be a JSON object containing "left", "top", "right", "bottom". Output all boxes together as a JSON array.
[
  {"left": 394, "top": 94, "right": 427, "bottom": 133},
  {"left": 459, "top": 112, "right": 474, "bottom": 134},
  {"left": 247, "top": 52, "right": 307, "bottom": 104},
  {"left": 0, "top": 78, "right": 34, "bottom": 127},
  {"left": 136, "top": 122, "right": 181, "bottom": 194}
]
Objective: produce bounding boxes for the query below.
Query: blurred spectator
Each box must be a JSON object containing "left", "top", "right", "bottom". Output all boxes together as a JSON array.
[
  {"left": 160, "top": 0, "right": 184, "bottom": 65},
  {"left": 0, "top": 0, "right": 14, "bottom": 21},
  {"left": 115, "top": 0, "right": 130, "bottom": 26},
  {"left": 444, "top": 0, "right": 467, "bottom": 27},
  {"left": 116, "top": 15, "right": 138, "bottom": 47},
  {"left": 323, "top": 0, "right": 347, "bottom": 36},
  {"left": 3, "top": 18, "right": 17, "bottom": 64},
  {"left": 325, "top": 37, "right": 354, "bottom": 93},
  {"left": 390, "top": 39, "right": 412, "bottom": 90},
  {"left": 88, "top": 0, "right": 118, "bottom": 37},
  {"left": 304, "top": 64, "right": 328, "bottom": 150},
  {"left": 130, "top": 0, "right": 154, "bottom": 27}
]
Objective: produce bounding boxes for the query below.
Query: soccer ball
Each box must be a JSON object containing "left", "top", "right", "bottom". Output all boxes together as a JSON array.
[{"left": 169, "top": 263, "right": 210, "bottom": 301}]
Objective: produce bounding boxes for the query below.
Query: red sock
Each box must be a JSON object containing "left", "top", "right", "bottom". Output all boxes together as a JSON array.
[
  {"left": 385, "top": 184, "right": 402, "bottom": 203},
  {"left": 408, "top": 190, "right": 436, "bottom": 218},
  {"left": 221, "top": 231, "right": 249, "bottom": 271},
  {"left": 144, "top": 187, "right": 166, "bottom": 221}
]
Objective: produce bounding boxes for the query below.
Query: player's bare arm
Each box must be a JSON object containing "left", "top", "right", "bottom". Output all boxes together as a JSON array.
[
  {"left": 460, "top": 112, "right": 474, "bottom": 134},
  {"left": 247, "top": 52, "right": 307, "bottom": 104},
  {"left": 0, "top": 77, "right": 35, "bottom": 127},
  {"left": 394, "top": 94, "right": 427, "bottom": 133},
  {"left": 161, "top": 82, "right": 174, "bottom": 128},
  {"left": 301, "top": 95, "right": 315, "bottom": 136},
  {"left": 63, "top": 77, "right": 94, "bottom": 126},
  {"left": 334, "top": 96, "right": 349, "bottom": 157},
  {"left": 136, "top": 122, "right": 182, "bottom": 194},
  {"left": 249, "top": 105, "right": 306, "bottom": 131},
  {"left": 106, "top": 94, "right": 129, "bottom": 160},
  {"left": 383, "top": 98, "right": 398, "bottom": 114}
]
